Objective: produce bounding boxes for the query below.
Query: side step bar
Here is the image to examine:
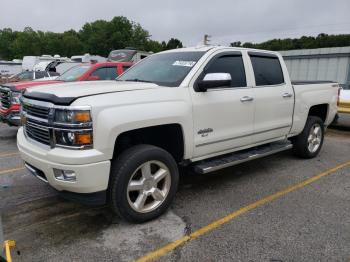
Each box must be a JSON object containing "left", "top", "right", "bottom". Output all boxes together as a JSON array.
[{"left": 193, "top": 140, "right": 293, "bottom": 174}]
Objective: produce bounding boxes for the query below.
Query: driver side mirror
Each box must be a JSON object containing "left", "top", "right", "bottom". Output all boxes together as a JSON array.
[
  {"left": 87, "top": 75, "right": 100, "bottom": 81},
  {"left": 196, "top": 73, "right": 231, "bottom": 92}
]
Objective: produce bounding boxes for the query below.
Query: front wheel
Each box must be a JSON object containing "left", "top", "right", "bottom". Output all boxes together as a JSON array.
[
  {"left": 109, "top": 145, "right": 179, "bottom": 223},
  {"left": 292, "top": 116, "right": 324, "bottom": 159}
]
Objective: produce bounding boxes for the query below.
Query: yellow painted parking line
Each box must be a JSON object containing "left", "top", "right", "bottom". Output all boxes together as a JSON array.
[
  {"left": 3, "top": 240, "right": 16, "bottom": 262},
  {"left": 0, "top": 152, "right": 20, "bottom": 159},
  {"left": 136, "top": 160, "right": 350, "bottom": 262},
  {"left": 0, "top": 166, "right": 25, "bottom": 176}
]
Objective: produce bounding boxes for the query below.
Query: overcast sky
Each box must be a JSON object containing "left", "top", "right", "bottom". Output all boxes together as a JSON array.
[{"left": 1, "top": 0, "right": 349, "bottom": 46}]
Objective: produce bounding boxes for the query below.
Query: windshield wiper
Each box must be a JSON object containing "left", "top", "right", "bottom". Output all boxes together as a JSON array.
[{"left": 123, "top": 78, "right": 153, "bottom": 83}]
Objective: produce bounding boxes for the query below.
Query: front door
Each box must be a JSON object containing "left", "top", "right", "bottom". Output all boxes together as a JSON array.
[{"left": 191, "top": 52, "right": 255, "bottom": 158}]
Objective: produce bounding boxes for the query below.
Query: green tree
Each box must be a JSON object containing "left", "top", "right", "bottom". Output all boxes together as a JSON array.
[
  {"left": 0, "top": 28, "right": 16, "bottom": 59},
  {"left": 165, "top": 38, "right": 183, "bottom": 49},
  {"left": 0, "top": 16, "right": 185, "bottom": 60},
  {"left": 239, "top": 33, "right": 350, "bottom": 51}
]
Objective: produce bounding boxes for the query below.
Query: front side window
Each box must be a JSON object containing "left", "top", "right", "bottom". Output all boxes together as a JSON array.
[
  {"left": 91, "top": 67, "right": 107, "bottom": 80},
  {"left": 250, "top": 54, "right": 284, "bottom": 86},
  {"left": 91, "top": 67, "right": 118, "bottom": 80},
  {"left": 204, "top": 54, "right": 246, "bottom": 87},
  {"left": 57, "top": 65, "right": 90, "bottom": 82},
  {"left": 105, "top": 67, "right": 118, "bottom": 79},
  {"left": 118, "top": 51, "right": 205, "bottom": 87}
]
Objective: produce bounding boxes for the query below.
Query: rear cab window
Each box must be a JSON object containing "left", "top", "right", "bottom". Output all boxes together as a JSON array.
[{"left": 249, "top": 52, "right": 284, "bottom": 86}]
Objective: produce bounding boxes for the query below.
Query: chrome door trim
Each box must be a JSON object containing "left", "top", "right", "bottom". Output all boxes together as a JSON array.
[{"left": 196, "top": 125, "right": 291, "bottom": 147}]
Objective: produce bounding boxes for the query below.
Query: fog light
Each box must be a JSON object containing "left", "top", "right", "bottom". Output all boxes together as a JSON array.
[{"left": 53, "top": 169, "right": 76, "bottom": 182}]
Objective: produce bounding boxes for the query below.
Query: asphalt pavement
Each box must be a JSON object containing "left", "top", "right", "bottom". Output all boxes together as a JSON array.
[{"left": 0, "top": 119, "right": 349, "bottom": 262}]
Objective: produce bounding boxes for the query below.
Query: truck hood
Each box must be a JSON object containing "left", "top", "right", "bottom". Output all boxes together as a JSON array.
[
  {"left": 3, "top": 80, "right": 62, "bottom": 91},
  {"left": 23, "top": 80, "right": 160, "bottom": 105}
]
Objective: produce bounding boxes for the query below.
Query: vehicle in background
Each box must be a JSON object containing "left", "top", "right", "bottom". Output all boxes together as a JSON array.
[
  {"left": 17, "top": 46, "right": 339, "bottom": 223},
  {"left": 71, "top": 54, "right": 107, "bottom": 63},
  {"left": 54, "top": 62, "right": 82, "bottom": 75},
  {"left": 108, "top": 48, "right": 152, "bottom": 63},
  {"left": 0, "top": 61, "right": 133, "bottom": 126},
  {"left": 0, "top": 60, "right": 23, "bottom": 77},
  {"left": 0, "top": 71, "right": 60, "bottom": 85},
  {"left": 54, "top": 61, "right": 133, "bottom": 82},
  {"left": 22, "top": 55, "right": 70, "bottom": 71},
  {"left": 338, "top": 88, "right": 350, "bottom": 114},
  {"left": 33, "top": 62, "right": 84, "bottom": 81}
]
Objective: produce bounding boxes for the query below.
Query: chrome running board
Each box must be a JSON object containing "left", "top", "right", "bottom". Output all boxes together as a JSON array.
[{"left": 193, "top": 141, "right": 293, "bottom": 174}]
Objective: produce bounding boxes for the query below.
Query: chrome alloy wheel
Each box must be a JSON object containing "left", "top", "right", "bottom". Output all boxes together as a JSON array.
[
  {"left": 127, "top": 160, "right": 171, "bottom": 213},
  {"left": 307, "top": 123, "right": 322, "bottom": 153}
]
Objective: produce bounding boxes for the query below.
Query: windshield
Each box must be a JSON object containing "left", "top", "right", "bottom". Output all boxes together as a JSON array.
[
  {"left": 108, "top": 50, "right": 136, "bottom": 62},
  {"left": 118, "top": 51, "right": 205, "bottom": 87},
  {"left": 15, "top": 71, "right": 33, "bottom": 80},
  {"left": 57, "top": 65, "right": 90, "bottom": 82}
]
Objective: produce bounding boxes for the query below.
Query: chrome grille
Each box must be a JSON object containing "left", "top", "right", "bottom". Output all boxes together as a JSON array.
[
  {"left": 22, "top": 99, "right": 52, "bottom": 146},
  {"left": 25, "top": 119, "right": 51, "bottom": 146},
  {"left": 22, "top": 102, "right": 50, "bottom": 119},
  {"left": 0, "top": 86, "right": 11, "bottom": 109}
]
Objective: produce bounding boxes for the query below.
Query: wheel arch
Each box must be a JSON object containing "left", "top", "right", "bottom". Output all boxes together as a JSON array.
[{"left": 113, "top": 123, "right": 186, "bottom": 162}]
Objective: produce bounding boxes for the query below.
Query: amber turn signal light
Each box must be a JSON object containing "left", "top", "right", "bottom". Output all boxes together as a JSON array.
[
  {"left": 74, "top": 112, "right": 91, "bottom": 122},
  {"left": 75, "top": 133, "right": 92, "bottom": 145}
]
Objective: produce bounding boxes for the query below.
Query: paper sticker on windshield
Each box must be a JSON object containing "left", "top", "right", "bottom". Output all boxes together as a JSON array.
[{"left": 172, "top": 61, "right": 196, "bottom": 67}]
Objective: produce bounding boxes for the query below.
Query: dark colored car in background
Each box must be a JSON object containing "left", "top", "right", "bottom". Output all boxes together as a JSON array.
[{"left": 0, "top": 71, "right": 60, "bottom": 84}]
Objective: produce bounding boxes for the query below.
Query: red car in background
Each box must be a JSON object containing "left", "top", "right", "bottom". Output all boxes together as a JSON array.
[{"left": 0, "top": 61, "right": 133, "bottom": 126}]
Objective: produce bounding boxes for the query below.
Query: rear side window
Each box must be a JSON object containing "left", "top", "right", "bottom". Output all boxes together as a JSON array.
[
  {"left": 205, "top": 55, "right": 246, "bottom": 87},
  {"left": 250, "top": 54, "right": 284, "bottom": 86}
]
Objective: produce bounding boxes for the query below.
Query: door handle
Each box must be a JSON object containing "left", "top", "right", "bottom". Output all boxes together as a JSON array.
[
  {"left": 282, "top": 93, "right": 293, "bottom": 98},
  {"left": 240, "top": 96, "right": 254, "bottom": 102}
]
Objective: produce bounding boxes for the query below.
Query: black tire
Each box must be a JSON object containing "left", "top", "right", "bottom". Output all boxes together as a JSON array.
[
  {"left": 109, "top": 144, "right": 179, "bottom": 223},
  {"left": 292, "top": 116, "right": 324, "bottom": 159}
]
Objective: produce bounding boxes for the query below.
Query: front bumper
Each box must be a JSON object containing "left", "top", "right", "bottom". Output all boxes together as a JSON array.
[
  {"left": 17, "top": 127, "right": 111, "bottom": 194},
  {"left": 0, "top": 109, "right": 20, "bottom": 126}
]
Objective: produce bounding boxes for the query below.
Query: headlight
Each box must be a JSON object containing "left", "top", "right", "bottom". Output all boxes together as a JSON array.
[
  {"left": 54, "top": 129, "right": 93, "bottom": 149},
  {"left": 54, "top": 109, "right": 91, "bottom": 124},
  {"left": 11, "top": 91, "right": 22, "bottom": 104},
  {"left": 53, "top": 108, "right": 93, "bottom": 149}
]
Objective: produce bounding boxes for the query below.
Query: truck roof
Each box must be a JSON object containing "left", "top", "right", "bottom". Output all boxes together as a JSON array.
[{"left": 162, "top": 45, "right": 281, "bottom": 56}]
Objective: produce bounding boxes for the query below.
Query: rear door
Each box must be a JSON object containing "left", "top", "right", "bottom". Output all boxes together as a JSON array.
[
  {"left": 249, "top": 52, "right": 294, "bottom": 144},
  {"left": 191, "top": 51, "right": 255, "bottom": 158}
]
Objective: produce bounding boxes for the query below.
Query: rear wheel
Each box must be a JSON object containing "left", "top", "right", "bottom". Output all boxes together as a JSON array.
[
  {"left": 292, "top": 116, "right": 324, "bottom": 159},
  {"left": 109, "top": 144, "right": 179, "bottom": 223}
]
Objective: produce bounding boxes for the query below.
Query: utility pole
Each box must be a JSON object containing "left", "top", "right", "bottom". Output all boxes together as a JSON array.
[{"left": 204, "top": 34, "right": 211, "bottom": 45}]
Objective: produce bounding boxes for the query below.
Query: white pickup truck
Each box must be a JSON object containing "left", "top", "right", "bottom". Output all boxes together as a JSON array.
[{"left": 18, "top": 46, "right": 339, "bottom": 223}]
